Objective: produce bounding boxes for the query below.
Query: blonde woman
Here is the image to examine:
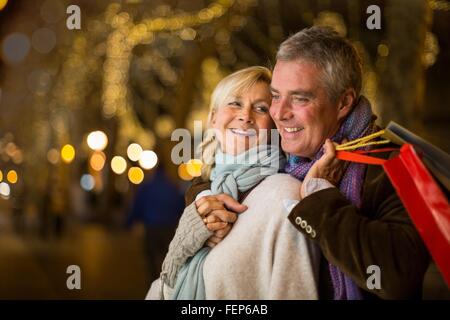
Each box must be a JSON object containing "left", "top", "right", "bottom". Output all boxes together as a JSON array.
[{"left": 147, "top": 66, "right": 320, "bottom": 300}]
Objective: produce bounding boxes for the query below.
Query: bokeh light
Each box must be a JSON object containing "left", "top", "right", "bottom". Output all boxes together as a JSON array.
[
  {"left": 128, "top": 167, "right": 144, "bottom": 184},
  {"left": 47, "top": 148, "right": 60, "bottom": 164},
  {"left": 31, "top": 28, "right": 56, "bottom": 54},
  {"left": 127, "top": 143, "right": 143, "bottom": 161},
  {"left": 1, "top": 33, "right": 30, "bottom": 64},
  {"left": 377, "top": 43, "right": 389, "bottom": 57},
  {"left": 0, "top": 182, "right": 10, "bottom": 198},
  {"left": 178, "top": 163, "right": 193, "bottom": 181},
  {"left": 186, "top": 159, "right": 203, "bottom": 177},
  {"left": 61, "top": 144, "right": 76, "bottom": 163},
  {"left": 6, "top": 170, "right": 18, "bottom": 184},
  {"left": 0, "top": 0, "right": 8, "bottom": 11},
  {"left": 87, "top": 131, "right": 108, "bottom": 151},
  {"left": 80, "top": 174, "right": 95, "bottom": 191},
  {"left": 138, "top": 150, "right": 158, "bottom": 170},
  {"left": 89, "top": 151, "right": 106, "bottom": 171},
  {"left": 111, "top": 156, "right": 127, "bottom": 174},
  {"left": 40, "top": 0, "right": 65, "bottom": 23},
  {"left": 0, "top": 170, "right": 3, "bottom": 182}
]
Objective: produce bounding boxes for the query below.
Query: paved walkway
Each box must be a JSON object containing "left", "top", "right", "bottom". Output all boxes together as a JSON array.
[{"left": 0, "top": 223, "right": 150, "bottom": 299}]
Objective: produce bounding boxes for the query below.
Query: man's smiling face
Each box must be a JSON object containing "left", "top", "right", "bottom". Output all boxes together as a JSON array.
[{"left": 270, "top": 59, "right": 342, "bottom": 159}]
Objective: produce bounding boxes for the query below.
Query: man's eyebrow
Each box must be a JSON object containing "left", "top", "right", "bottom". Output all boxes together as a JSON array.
[
  {"left": 269, "top": 87, "right": 314, "bottom": 98},
  {"left": 289, "top": 90, "right": 314, "bottom": 98}
]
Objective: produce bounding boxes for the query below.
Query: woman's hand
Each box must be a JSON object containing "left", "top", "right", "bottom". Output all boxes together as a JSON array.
[
  {"left": 195, "top": 194, "right": 247, "bottom": 217},
  {"left": 195, "top": 193, "right": 247, "bottom": 248},
  {"left": 205, "top": 223, "right": 232, "bottom": 248},
  {"left": 301, "top": 139, "right": 348, "bottom": 198}
]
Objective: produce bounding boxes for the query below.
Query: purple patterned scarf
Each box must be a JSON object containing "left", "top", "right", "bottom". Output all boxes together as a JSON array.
[{"left": 285, "top": 95, "right": 376, "bottom": 300}]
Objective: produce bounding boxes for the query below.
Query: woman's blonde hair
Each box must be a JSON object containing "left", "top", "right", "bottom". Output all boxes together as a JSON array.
[{"left": 197, "top": 66, "right": 272, "bottom": 180}]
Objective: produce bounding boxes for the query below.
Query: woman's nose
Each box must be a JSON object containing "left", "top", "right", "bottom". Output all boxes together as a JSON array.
[{"left": 238, "top": 108, "right": 254, "bottom": 124}]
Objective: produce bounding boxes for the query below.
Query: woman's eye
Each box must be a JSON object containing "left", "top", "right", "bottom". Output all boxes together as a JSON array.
[
  {"left": 228, "top": 101, "right": 241, "bottom": 107},
  {"left": 271, "top": 95, "right": 280, "bottom": 101},
  {"left": 255, "top": 105, "right": 269, "bottom": 113}
]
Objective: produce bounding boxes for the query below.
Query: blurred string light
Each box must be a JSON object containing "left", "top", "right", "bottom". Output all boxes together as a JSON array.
[
  {"left": 89, "top": 151, "right": 106, "bottom": 171},
  {"left": 178, "top": 163, "right": 193, "bottom": 181},
  {"left": 0, "top": 182, "right": 10, "bottom": 199},
  {"left": 27, "top": 70, "right": 52, "bottom": 95},
  {"left": 80, "top": 174, "right": 95, "bottom": 191},
  {"left": 128, "top": 166, "right": 144, "bottom": 184},
  {"left": 61, "top": 144, "right": 75, "bottom": 163},
  {"left": 0, "top": 0, "right": 7, "bottom": 11},
  {"left": 47, "top": 148, "right": 60, "bottom": 164},
  {"left": 102, "top": 0, "right": 239, "bottom": 159},
  {"left": 430, "top": 0, "right": 450, "bottom": 11},
  {"left": 6, "top": 170, "right": 18, "bottom": 184},
  {"left": 155, "top": 115, "right": 176, "bottom": 138},
  {"left": 111, "top": 156, "right": 127, "bottom": 174},
  {"left": 0, "top": 170, "right": 3, "bottom": 182},
  {"left": 87, "top": 130, "right": 108, "bottom": 151},
  {"left": 186, "top": 159, "right": 203, "bottom": 177},
  {"left": 314, "top": 11, "right": 347, "bottom": 37},
  {"left": 1, "top": 32, "right": 30, "bottom": 64},
  {"left": 138, "top": 150, "right": 158, "bottom": 170},
  {"left": 423, "top": 32, "right": 439, "bottom": 68},
  {"left": 127, "top": 143, "right": 143, "bottom": 161}
]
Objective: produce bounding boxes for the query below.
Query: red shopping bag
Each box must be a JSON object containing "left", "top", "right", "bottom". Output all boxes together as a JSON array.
[{"left": 337, "top": 144, "right": 450, "bottom": 287}]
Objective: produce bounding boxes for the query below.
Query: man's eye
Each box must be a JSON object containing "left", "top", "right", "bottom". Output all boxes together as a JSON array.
[
  {"left": 271, "top": 95, "right": 280, "bottom": 101},
  {"left": 293, "top": 97, "right": 308, "bottom": 103}
]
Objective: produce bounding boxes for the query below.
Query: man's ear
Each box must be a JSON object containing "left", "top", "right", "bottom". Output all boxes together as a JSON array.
[{"left": 337, "top": 88, "right": 356, "bottom": 121}]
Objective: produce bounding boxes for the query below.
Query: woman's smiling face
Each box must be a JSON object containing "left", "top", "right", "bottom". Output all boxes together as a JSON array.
[{"left": 211, "top": 81, "right": 274, "bottom": 155}]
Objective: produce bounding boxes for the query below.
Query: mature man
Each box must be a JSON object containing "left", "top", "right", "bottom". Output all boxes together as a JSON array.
[{"left": 267, "top": 26, "right": 429, "bottom": 299}]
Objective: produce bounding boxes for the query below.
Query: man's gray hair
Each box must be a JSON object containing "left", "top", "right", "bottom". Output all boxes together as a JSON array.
[{"left": 276, "top": 26, "right": 362, "bottom": 102}]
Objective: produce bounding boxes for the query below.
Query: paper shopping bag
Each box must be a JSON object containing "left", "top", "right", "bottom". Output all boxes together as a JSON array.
[{"left": 337, "top": 144, "right": 450, "bottom": 287}]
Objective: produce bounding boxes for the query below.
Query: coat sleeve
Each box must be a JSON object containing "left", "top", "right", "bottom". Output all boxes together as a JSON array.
[
  {"left": 288, "top": 164, "right": 430, "bottom": 299},
  {"left": 184, "top": 177, "right": 212, "bottom": 206}
]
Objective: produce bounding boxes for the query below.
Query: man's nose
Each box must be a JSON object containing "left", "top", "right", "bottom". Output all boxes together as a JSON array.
[{"left": 272, "top": 98, "right": 293, "bottom": 121}]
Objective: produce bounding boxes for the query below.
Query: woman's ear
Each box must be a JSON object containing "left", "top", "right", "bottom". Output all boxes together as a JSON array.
[
  {"left": 210, "top": 109, "right": 217, "bottom": 125},
  {"left": 337, "top": 88, "right": 356, "bottom": 121}
]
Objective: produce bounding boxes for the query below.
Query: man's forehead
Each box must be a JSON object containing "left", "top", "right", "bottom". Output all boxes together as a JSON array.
[{"left": 271, "top": 60, "right": 319, "bottom": 92}]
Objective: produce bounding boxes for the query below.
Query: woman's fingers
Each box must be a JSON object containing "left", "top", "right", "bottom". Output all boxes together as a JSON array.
[
  {"left": 214, "top": 224, "right": 231, "bottom": 238},
  {"left": 215, "top": 194, "right": 247, "bottom": 213},
  {"left": 208, "top": 236, "right": 222, "bottom": 244},
  {"left": 205, "top": 221, "right": 228, "bottom": 231},
  {"left": 196, "top": 199, "right": 225, "bottom": 217},
  {"left": 209, "top": 209, "right": 238, "bottom": 223},
  {"left": 205, "top": 240, "right": 216, "bottom": 248}
]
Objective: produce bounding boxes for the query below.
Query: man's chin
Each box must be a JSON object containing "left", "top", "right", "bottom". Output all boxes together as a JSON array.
[{"left": 281, "top": 140, "right": 303, "bottom": 156}]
